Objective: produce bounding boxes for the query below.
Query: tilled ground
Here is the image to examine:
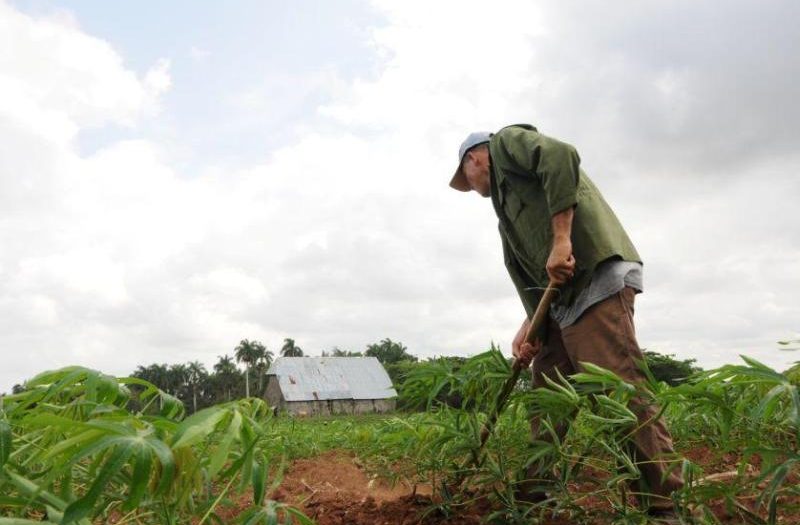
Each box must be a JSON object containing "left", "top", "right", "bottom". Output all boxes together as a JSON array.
[
  {"left": 271, "top": 451, "right": 500, "bottom": 525},
  {"left": 215, "top": 448, "right": 800, "bottom": 524}
]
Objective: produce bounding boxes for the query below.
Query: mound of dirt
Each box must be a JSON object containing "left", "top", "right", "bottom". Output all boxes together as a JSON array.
[
  {"left": 215, "top": 447, "right": 800, "bottom": 524},
  {"left": 274, "top": 450, "right": 417, "bottom": 505},
  {"left": 271, "top": 451, "right": 569, "bottom": 525}
]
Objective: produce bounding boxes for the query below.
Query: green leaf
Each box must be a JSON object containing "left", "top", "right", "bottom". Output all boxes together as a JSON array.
[
  {"left": 123, "top": 444, "right": 153, "bottom": 511},
  {"left": 0, "top": 519, "right": 59, "bottom": 524},
  {"left": 159, "top": 391, "right": 185, "bottom": 419},
  {"left": 282, "top": 505, "right": 315, "bottom": 525},
  {"left": 45, "top": 506, "right": 64, "bottom": 524},
  {"left": 265, "top": 501, "right": 279, "bottom": 525},
  {"left": 739, "top": 355, "right": 774, "bottom": 371},
  {"left": 252, "top": 454, "right": 268, "bottom": 506},
  {"left": 0, "top": 495, "right": 31, "bottom": 506},
  {"left": 172, "top": 406, "right": 226, "bottom": 448},
  {"left": 541, "top": 371, "right": 579, "bottom": 404},
  {"left": 754, "top": 384, "right": 788, "bottom": 424},
  {"left": 147, "top": 437, "right": 176, "bottom": 496},
  {"left": 3, "top": 469, "right": 69, "bottom": 511},
  {"left": 595, "top": 394, "right": 637, "bottom": 422},
  {"left": 239, "top": 445, "right": 255, "bottom": 494},
  {"left": 209, "top": 410, "right": 241, "bottom": 478},
  {"left": 62, "top": 444, "right": 133, "bottom": 524},
  {"left": 64, "top": 435, "right": 130, "bottom": 466},
  {"left": 575, "top": 361, "right": 623, "bottom": 381},
  {"left": 43, "top": 428, "right": 105, "bottom": 460},
  {"left": 0, "top": 420, "right": 11, "bottom": 468},
  {"left": 23, "top": 413, "right": 90, "bottom": 432},
  {"left": 758, "top": 458, "right": 796, "bottom": 512},
  {"left": 26, "top": 366, "right": 87, "bottom": 388}
]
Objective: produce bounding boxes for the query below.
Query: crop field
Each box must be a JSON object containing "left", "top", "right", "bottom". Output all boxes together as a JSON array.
[{"left": 1, "top": 350, "right": 799, "bottom": 524}]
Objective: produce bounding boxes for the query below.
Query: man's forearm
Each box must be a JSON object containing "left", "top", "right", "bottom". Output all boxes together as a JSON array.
[
  {"left": 551, "top": 206, "right": 574, "bottom": 244},
  {"left": 546, "top": 207, "right": 576, "bottom": 285}
]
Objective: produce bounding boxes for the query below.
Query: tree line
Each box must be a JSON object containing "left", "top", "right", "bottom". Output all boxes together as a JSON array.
[
  {"left": 129, "top": 337, "right": 416, "bottom": 413},
  {"left": 127, "top": 335, "right": 699, "bottom": 415},
  {"left": 7, "top": 333, "right": 698, "bottom": 413}
]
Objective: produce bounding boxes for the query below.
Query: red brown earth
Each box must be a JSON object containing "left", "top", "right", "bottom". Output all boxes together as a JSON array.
[
  {"left": 271, "top": 451, "right": 498, "bottom": 525},
  {"left": 214, "top": 448, "right": 800, "bottom": 524}
]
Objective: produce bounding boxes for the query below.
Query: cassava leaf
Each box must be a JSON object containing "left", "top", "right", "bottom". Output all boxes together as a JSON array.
[{"left": 0, "top": 420, "right": 11, "bottom": 468}]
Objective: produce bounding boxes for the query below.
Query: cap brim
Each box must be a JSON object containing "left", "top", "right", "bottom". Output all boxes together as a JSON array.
[{"left": 449, "top": 166, "right": 471, "bottom": 192}]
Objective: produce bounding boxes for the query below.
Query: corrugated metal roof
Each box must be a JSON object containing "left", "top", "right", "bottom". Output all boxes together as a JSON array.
[{"left": 267, "top": 357, "right": 398, "bottom": 401}]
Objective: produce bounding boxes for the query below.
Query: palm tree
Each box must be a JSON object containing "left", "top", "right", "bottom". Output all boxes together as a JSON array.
[
  {"left": 132, "top": 363, "right": 173, "bottom": 412},
  {"left": 254, "top": 348, "right": 274, "bottom": 396},
  {"left": 213, "top": 354, "right": 236, "bottom": 375},
  {"left": 168, "top": 363, "right": 189, "bottom": 399},
  {"left": 186, "top": 361, "right": 208, "bottom": 413},
  {"left": 213, "top": 354, "right": 239, "bottom": 402},
  {"left": 280, "top": 338, "right": 303, "bottom": 357},
  {"left": 134, "top": 364, "right": 170, "bottom": 392},
  {"left": 330, "top": 347, "right": 362, "bottom": 357},
  {"left": 235, "top": 339, "right": 266, "bottom": 398}
]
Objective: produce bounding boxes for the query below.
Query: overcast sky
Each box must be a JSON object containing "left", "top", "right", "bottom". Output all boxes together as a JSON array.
[{"left": 1, "top": 0, "right": 798, "bottom": 392}]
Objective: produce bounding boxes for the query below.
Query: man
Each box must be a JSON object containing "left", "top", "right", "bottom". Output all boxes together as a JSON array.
[{"left": 449, "top": 125, "right": 683, "bottom": 520}]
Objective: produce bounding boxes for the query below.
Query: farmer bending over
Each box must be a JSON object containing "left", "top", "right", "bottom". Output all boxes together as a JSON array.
[{"left": 449, "top": 125, "right": 683, "bottom": 520}]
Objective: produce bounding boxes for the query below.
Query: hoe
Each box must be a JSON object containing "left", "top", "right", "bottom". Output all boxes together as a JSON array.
[{"left": 457, "top": 281, "right": 559, "bottom": 483}]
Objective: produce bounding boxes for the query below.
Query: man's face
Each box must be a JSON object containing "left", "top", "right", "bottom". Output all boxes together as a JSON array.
[{"left": 461, "top": 148, "right": 491, "bottom": 197}]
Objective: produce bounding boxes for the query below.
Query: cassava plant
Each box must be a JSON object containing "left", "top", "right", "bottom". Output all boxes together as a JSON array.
[
  {"left": 0, "top": 366, "right": 311, "bottom": 525},
  {"left": 393, "top": 348, "right": 800, "bottom": 524}
]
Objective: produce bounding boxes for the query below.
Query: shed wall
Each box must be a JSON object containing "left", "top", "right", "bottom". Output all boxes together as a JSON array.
[
  {"left": 265, "top": 376, "right": 284, "bottom": 411},
  {"left": 282, "top": 398, "right": 396, "bottom": 417}
]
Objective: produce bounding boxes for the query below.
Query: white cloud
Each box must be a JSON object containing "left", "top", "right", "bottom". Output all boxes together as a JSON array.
[
  {"left": 321, "top": 0, "right": 545, "bottom": 131},
  {"left": 144, "top": 58, "right": 172, "bottom": 100},
  {"left": 0, "top": 0, "right": 798, "bottom": 393},
  {"left": 16, "top": 248, "right": 129, "bottom": 306},
  {"left": 189, "top": 46, "right": 210, "bottom": 63},
  {"left": 0, "top": 2, "right": 170, "bottom": 136}
]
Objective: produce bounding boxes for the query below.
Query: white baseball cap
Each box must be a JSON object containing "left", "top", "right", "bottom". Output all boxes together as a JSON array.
[{"left": 450, "top": 131, "right": 492, "bottom": 191}]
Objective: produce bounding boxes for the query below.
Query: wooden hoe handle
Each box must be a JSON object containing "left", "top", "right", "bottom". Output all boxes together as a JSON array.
[
  {"left": 447, "top": 282, "right": 559, "bottom": 491},
  {"left": 477, "top": 282, "right": 559, "bottom": 450}
]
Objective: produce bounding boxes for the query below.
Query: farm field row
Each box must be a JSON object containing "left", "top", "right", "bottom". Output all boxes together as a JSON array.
[{"left": 1, "top": 351, "right": 799, "bottom": 524}]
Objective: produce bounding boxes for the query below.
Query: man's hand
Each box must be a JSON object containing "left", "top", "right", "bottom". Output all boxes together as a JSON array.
[
  {"left": 512, "top": 317, "right": 542, "bottom": 368},
  {"left": 546, "top": 238, "right": 575, "bottom": 285},
  {"left": 547, "top": 207, "right": 576, "bottom": 285}
]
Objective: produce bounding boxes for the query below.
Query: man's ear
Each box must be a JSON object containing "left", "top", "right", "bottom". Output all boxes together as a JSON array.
[{"left": 464, "top": 150, "right": 475, "bottom": 165}]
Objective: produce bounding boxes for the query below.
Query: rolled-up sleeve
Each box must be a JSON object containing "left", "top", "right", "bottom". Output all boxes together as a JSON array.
[{"left": 497, "top": 128, "right": 580, "bottom": 216}]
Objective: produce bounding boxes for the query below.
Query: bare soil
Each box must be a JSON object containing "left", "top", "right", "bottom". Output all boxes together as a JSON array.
[
  {"left": 214, "top": 448, "right": 800, "bottom": 524},
  {"left": 271, "top": 451, "right": 497, "bottom": 525}
]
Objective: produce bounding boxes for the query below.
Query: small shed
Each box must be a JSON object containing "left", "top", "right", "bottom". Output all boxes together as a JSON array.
[{"left": 265, "top": 357, "right": 397, "bottom": 416}]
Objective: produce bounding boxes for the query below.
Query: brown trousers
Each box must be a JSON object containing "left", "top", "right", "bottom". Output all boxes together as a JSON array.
[{"left": 526, "top": 287, "right": 683, "bottom": 510}]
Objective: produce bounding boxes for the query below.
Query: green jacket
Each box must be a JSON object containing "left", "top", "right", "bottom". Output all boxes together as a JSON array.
[{"left": 489, "top": 124, "right": 640, "bottom": 317}]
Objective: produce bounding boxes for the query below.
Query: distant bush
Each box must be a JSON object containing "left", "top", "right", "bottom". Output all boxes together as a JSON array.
[{"left": 642, "top": 350, "right": 702, "bottom": 386}]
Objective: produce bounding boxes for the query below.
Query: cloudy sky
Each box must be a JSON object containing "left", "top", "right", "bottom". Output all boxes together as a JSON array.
[{"left": 1, "top": 0, "right": 798, "bottom": 392}]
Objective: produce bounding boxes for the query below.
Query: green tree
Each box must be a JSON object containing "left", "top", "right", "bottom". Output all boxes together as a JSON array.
[
  {"left": 235, "top": 339, "right": 266, "bottom": 398},
  {"left": 365, "top": 338, "right": 417, "bottom": 365},
  {"left": 168, "top": 363, "right": 189, "bottom": 398},
  {"left": 253, "top": 346, "right": 274, "bottom": 396},
  {"left": 213, "top": 354, "right": 241, "bottom": 401},
  {"left": 642, "top": 350, "right": 702, "bottom": 386},
  {"left": 321, "top": 346, "right": 363, "bottom": 357},
  {"left": 133, "top": 363, "right": 170, "bottom": 391},
  {"left": 186, "top": 360, "right": 208, "bottom": 413},
  {"left": 280, "top": 337, "right": 304, "bottom": 357}
]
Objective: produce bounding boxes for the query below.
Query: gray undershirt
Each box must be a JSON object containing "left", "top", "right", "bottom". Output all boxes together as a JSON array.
[{"left": 549, "top": 259, "right": 643, "bottom": 328}]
